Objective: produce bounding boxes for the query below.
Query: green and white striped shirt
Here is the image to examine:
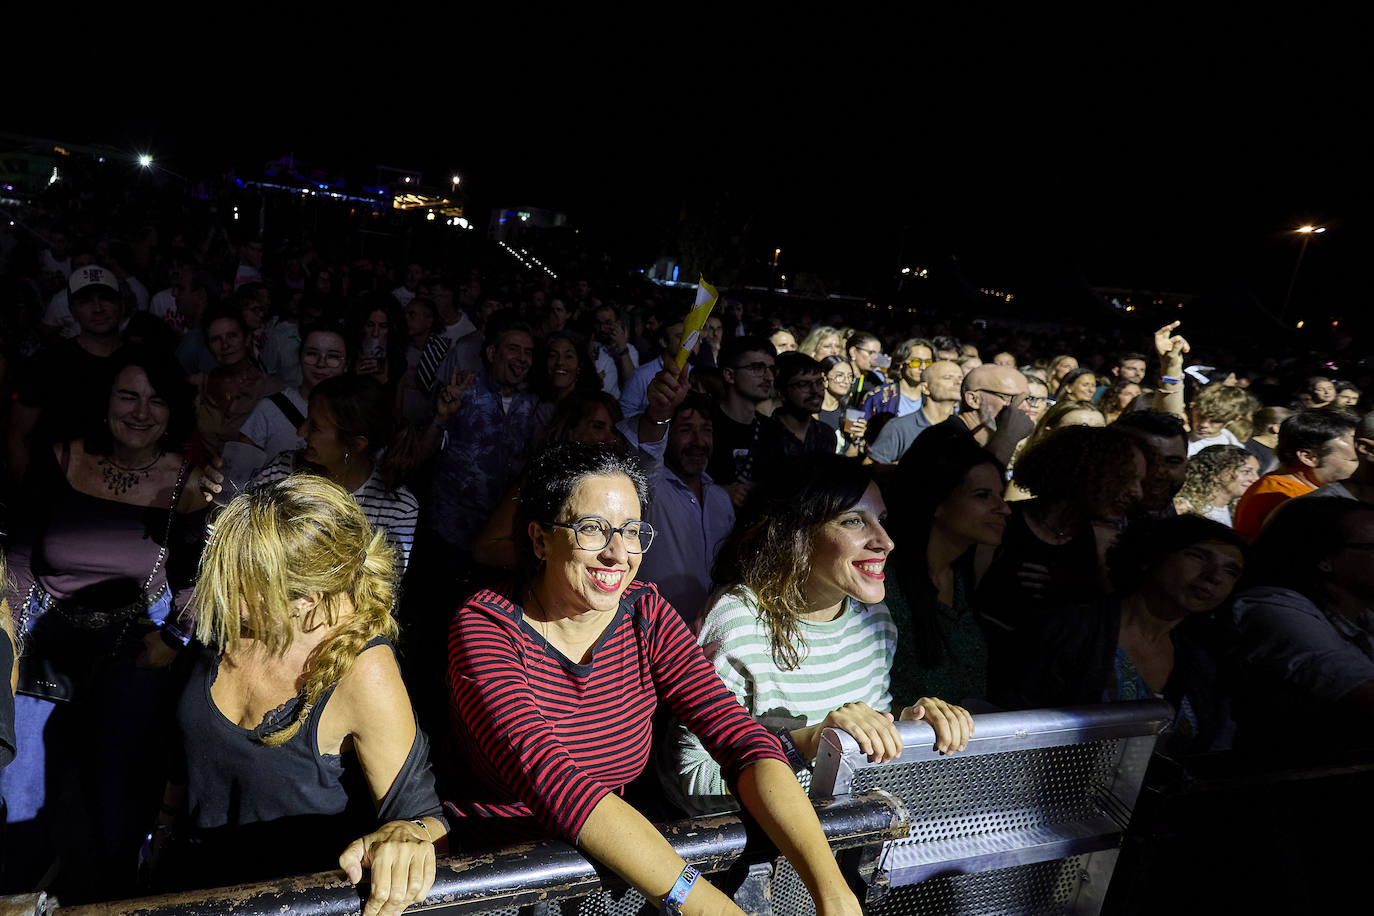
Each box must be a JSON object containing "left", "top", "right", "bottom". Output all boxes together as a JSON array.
[{"left": 659, "top": 586, "right": 896, "bottom": 815}]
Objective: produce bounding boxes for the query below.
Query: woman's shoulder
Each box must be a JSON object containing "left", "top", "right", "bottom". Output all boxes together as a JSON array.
[
  {"left": 698, "top": 588, "right": 768, "bottom": 641},
  {"left": 457, "top": 586, "right": 524, "bottom": 627}
]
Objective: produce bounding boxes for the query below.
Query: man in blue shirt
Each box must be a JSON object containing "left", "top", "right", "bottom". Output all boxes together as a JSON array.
[{"left": 623, "top": 391, "right": 734, "bottom": 625}]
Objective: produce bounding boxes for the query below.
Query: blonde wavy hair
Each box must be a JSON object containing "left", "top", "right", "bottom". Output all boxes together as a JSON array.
[
  {"left": 193, "top": 475, "right": 399, "bottom": 746},
  {"left": 798, "top": 325, "right": 842, "bottom": 360}
]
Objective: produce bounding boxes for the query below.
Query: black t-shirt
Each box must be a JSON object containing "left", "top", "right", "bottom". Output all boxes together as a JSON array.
[
  {"left": 17, "top": 339, "right": 121, "bottom": 447},
  {"left": 707, "top": 405, "right": 780, "bottom": 485}
]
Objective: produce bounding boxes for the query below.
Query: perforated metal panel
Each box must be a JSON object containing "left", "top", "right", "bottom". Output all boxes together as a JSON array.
[
  {"left": 867, "top": 855, "right": 1091, "bottom": 916},
  {"left": 855, "top": 740, "right": 1123, "bottom": 841},
  {"left": 771, "top": 856, "right": 820, "bottom": 916}
]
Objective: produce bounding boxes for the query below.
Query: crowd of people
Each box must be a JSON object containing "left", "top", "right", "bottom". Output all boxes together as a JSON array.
[{"left": 1, "top": 185, "right": 1373, "bottom": 914}]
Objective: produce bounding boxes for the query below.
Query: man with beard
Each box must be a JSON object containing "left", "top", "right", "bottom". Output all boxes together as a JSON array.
[
  {"left": 707, "top": 335, "right": 780, "bottom": 508},
  {"left": 624, "top": 391, "right": 734, "bottom": 625},
  {"left": 917, "top": 364, "right": 1035, "bottom": 466},
  {"left": 1112, "top": 411, "right": 1190, "bottom": 519},
  {"left": 422, "top": 312, "right": 539, "bottom": 565},
  {"left": 763, "top": 352, "right": 837, "bottom": 461}
]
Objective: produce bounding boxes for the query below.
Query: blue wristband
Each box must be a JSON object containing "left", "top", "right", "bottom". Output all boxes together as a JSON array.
[
  {"left": 774, "top": 727, "right": 813, "bottom": 772},
  {"left": 662, "top": 865, "right": 700, "bottom": 915}
]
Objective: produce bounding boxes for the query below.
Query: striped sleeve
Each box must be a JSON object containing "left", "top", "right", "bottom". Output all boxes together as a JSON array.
[
  {"left": 416, "top": 335, "right": 453, "bottom": 395},
  {"left": 447, "top": 598, "right": 617, "bottom": 842},
  {"left": 642, "top": 588, "right": 789, "bottom": 788},
  {"left": 356, "top": 482, "right": 419, "bottom": 574}
]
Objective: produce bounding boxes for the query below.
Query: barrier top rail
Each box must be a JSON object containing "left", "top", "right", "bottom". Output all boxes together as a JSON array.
[
  {"left": 814, "top": 700, "right": 1174, "bottom": 798},
  {"left": 49, "top": 790, "right": 908, "bottom": 916}
]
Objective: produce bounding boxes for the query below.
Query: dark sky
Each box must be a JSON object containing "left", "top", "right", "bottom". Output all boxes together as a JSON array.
[{"left": 15, "top": 23, "right": 1372, "bottom": 312}]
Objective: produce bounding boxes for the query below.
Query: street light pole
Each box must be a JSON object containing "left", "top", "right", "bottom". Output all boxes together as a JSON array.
[{"left": 1281, "top": 225, "right": 1325, "bottom": 322}]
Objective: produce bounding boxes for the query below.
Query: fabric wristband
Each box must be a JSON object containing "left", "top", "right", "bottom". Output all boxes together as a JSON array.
[
  {"left": 774, "top": 727, "right": 813, "bottom": 772},
  {"left": 1160, "top": 375, "right": 1182, "bottom": 385},
  {"left": 662, "top": 865, "right": 700, "bottom": 915}
]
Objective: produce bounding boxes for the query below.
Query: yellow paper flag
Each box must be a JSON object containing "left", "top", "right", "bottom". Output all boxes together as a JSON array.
[{"left": 674, "top": 277, "right": 719, "bottom": 370}]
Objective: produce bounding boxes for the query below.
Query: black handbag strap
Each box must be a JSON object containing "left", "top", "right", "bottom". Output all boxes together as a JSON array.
[{"left": 268, "top": 391, "right": 307, "bottom": 431}]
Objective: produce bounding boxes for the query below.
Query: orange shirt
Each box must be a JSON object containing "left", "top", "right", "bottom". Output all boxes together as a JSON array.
[{"left": 1233, "top": 470, "right": 1316, "bottom": 542}]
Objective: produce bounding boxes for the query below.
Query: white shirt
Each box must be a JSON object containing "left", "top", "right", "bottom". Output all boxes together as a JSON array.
[
  {"left": 239, "top": 388, "right": 309, "bottom": 462},
  {"left": 619, "top": 355, "right": 665, "bottom": 419},
  {"left": 594, "top": 342, "right": 639, "bottom": 399},
  {"left": 1188, "top": 428, "right": 1242, "bottom": 457}
]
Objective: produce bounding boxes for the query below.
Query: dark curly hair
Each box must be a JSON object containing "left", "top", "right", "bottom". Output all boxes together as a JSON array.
[
  {"left": 712, "top": 453, "right": 872, "bottom": 671},
  {"left": 515, "top": 443, "right": 651, "bottom": 593},
  {"left": 1013, "top": 425, "right": 1145, "bottom": 513},
  {"left": 1106, "top": 515, "right": 1246, "bottom": 595}
]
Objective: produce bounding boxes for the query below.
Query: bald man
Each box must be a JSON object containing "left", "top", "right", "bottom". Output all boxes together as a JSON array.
[
  {"left": 915, "top": 364, "right": 1036, "bottom": 466},
  {"left": 867, "top": 360, "right": 963, "bottom": 464}
]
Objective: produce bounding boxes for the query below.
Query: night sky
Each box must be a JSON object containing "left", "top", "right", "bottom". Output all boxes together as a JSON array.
[{"left": 14, "top": 24, "right": 1371, "bottom": 317}]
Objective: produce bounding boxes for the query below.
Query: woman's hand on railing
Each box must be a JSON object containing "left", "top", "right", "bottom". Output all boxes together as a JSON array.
[
  {"left": 900, "top": 697, "right": 974, "bottom": 754},
  {"left": 799, "top": 702, "right": 904, "bottom": 763},
  {"left": 339, "top": 819, "right": 437, "bottom": 916}
]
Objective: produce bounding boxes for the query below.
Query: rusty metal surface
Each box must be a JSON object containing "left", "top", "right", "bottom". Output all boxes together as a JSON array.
[
  {"left": 52, "top": 791, "right": 908, "bottom": 916},
  {"left": 0, "top": 893, "right": 47, "bottom": 916}
]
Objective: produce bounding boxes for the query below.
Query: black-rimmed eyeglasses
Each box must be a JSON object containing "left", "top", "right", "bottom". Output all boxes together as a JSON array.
[{"left": 544, "top": 516, "right": 656, "bottom": 553}]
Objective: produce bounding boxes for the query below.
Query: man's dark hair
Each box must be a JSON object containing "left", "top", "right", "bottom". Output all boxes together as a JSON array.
[
  {"left": 1275, "top": 408, "right": 1359, "bottom": 464},
  {"left": 1111, "top": 409, "right": 1187, "bottom": 445},
  {"left": 674, "top": 391, "right": 716, "bottom": 422},
  {"left": 1244, "top": 498, "right": 1374, "bottom": 601},
  {"left": 775, "top": 351, "right": 822, "bottom": 388},
  {"left": 481, "top": 309, "right": 533, "bottom": 354},
  {"left": 931, "top": 335, "right": 962, "bottom": 354},
  {"left": 719, "top": 335, "right": 776, "bottom": 371},
  {"left": 184, "top": 266, "right": 221, "bottom": 308},
  {"left": 893, "top": 338, "right": 935, "bottom": 366},
  {"left": 1114, "top": 351, "right": 1148, "bottom": 368}
]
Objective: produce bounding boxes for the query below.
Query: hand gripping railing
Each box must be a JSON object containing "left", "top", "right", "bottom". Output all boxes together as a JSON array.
[
  {"left": 803, "top": 700, "right": 1173, "bottom": 915},
  {"left": 47, "top": 790, "right": 909, "bottom": 916}
]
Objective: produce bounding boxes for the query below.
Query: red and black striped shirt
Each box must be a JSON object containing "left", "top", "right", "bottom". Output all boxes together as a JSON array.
[{"left": 447, "top": 580, "right": 786, "bottom": 842}]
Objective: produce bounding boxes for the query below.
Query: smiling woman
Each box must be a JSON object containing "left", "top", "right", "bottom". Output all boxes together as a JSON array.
[
  {"left": 1006, "top": 515, "right": 1246, "bottom": 754},
  {"left": 449, "top": 444, "right": 867, "bottom": 916},
  {"left": 663, "top": 453, "right": 972, "bottom": 818},
  {"left": 1, "top": 348, "right": 208, "bottom": 898}
]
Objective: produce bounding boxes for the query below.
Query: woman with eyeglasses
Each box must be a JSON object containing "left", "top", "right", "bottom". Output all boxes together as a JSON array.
[
  {"left": 448, "top": 444, "right": 865, "bottom": 916},
  {"left": 237, "top": 323, "right": 351, "bottom": 464},
  {"left": 818, "top": 354, "right": 864, "bottom": 456}
]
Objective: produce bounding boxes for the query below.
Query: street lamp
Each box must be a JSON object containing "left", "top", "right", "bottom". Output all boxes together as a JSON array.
[
  {"left": 137, "top": 154, "right": 153, "bottom": 168},
  {"left": 1282, "top": 225, "right": 1326, "bottom": 320}
]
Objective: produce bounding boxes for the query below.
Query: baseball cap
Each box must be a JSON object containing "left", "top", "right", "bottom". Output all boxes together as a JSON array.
[{"left": 69, "top": 265, "right": 120, "bottom": 299}]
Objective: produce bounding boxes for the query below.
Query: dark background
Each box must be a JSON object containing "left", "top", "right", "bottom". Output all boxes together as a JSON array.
[{"left": 13, "top": 19, "right": 1371, "bottom": 325}]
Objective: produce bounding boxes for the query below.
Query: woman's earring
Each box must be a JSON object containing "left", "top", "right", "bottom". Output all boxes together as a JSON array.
[{"left": 344, "top": 451, "right": 350, "bottom": 464}]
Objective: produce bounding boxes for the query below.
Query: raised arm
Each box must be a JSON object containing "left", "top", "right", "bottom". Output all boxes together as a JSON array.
[{"left": 1151, "top": 321, "right": 1189, "bottom": 418}]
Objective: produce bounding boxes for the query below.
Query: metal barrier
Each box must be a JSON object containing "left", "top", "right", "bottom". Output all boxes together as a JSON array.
[
  {"left": 49, "top": 790, "right": 908, "bottom": 916},
  {"left": 801, "top": 700, "right": 1173, "bottom": 916}
]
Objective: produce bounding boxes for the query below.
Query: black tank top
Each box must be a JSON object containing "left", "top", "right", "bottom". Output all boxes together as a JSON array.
[{"left": 172, "top": 636, "right": 442, "bottom": 886}]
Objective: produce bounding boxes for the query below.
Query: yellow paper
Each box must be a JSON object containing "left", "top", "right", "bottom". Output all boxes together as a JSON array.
[{"left": 675, "top": 278, "right": 718, "bottom": 370}]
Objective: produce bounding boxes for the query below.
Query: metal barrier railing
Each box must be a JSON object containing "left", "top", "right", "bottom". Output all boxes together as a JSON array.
[
  {"left": 48, "top": 790, "right": 908, "bottom": 916},
  {"left": 807, "top": 700, "right": 1173, "bottom": 915}
]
